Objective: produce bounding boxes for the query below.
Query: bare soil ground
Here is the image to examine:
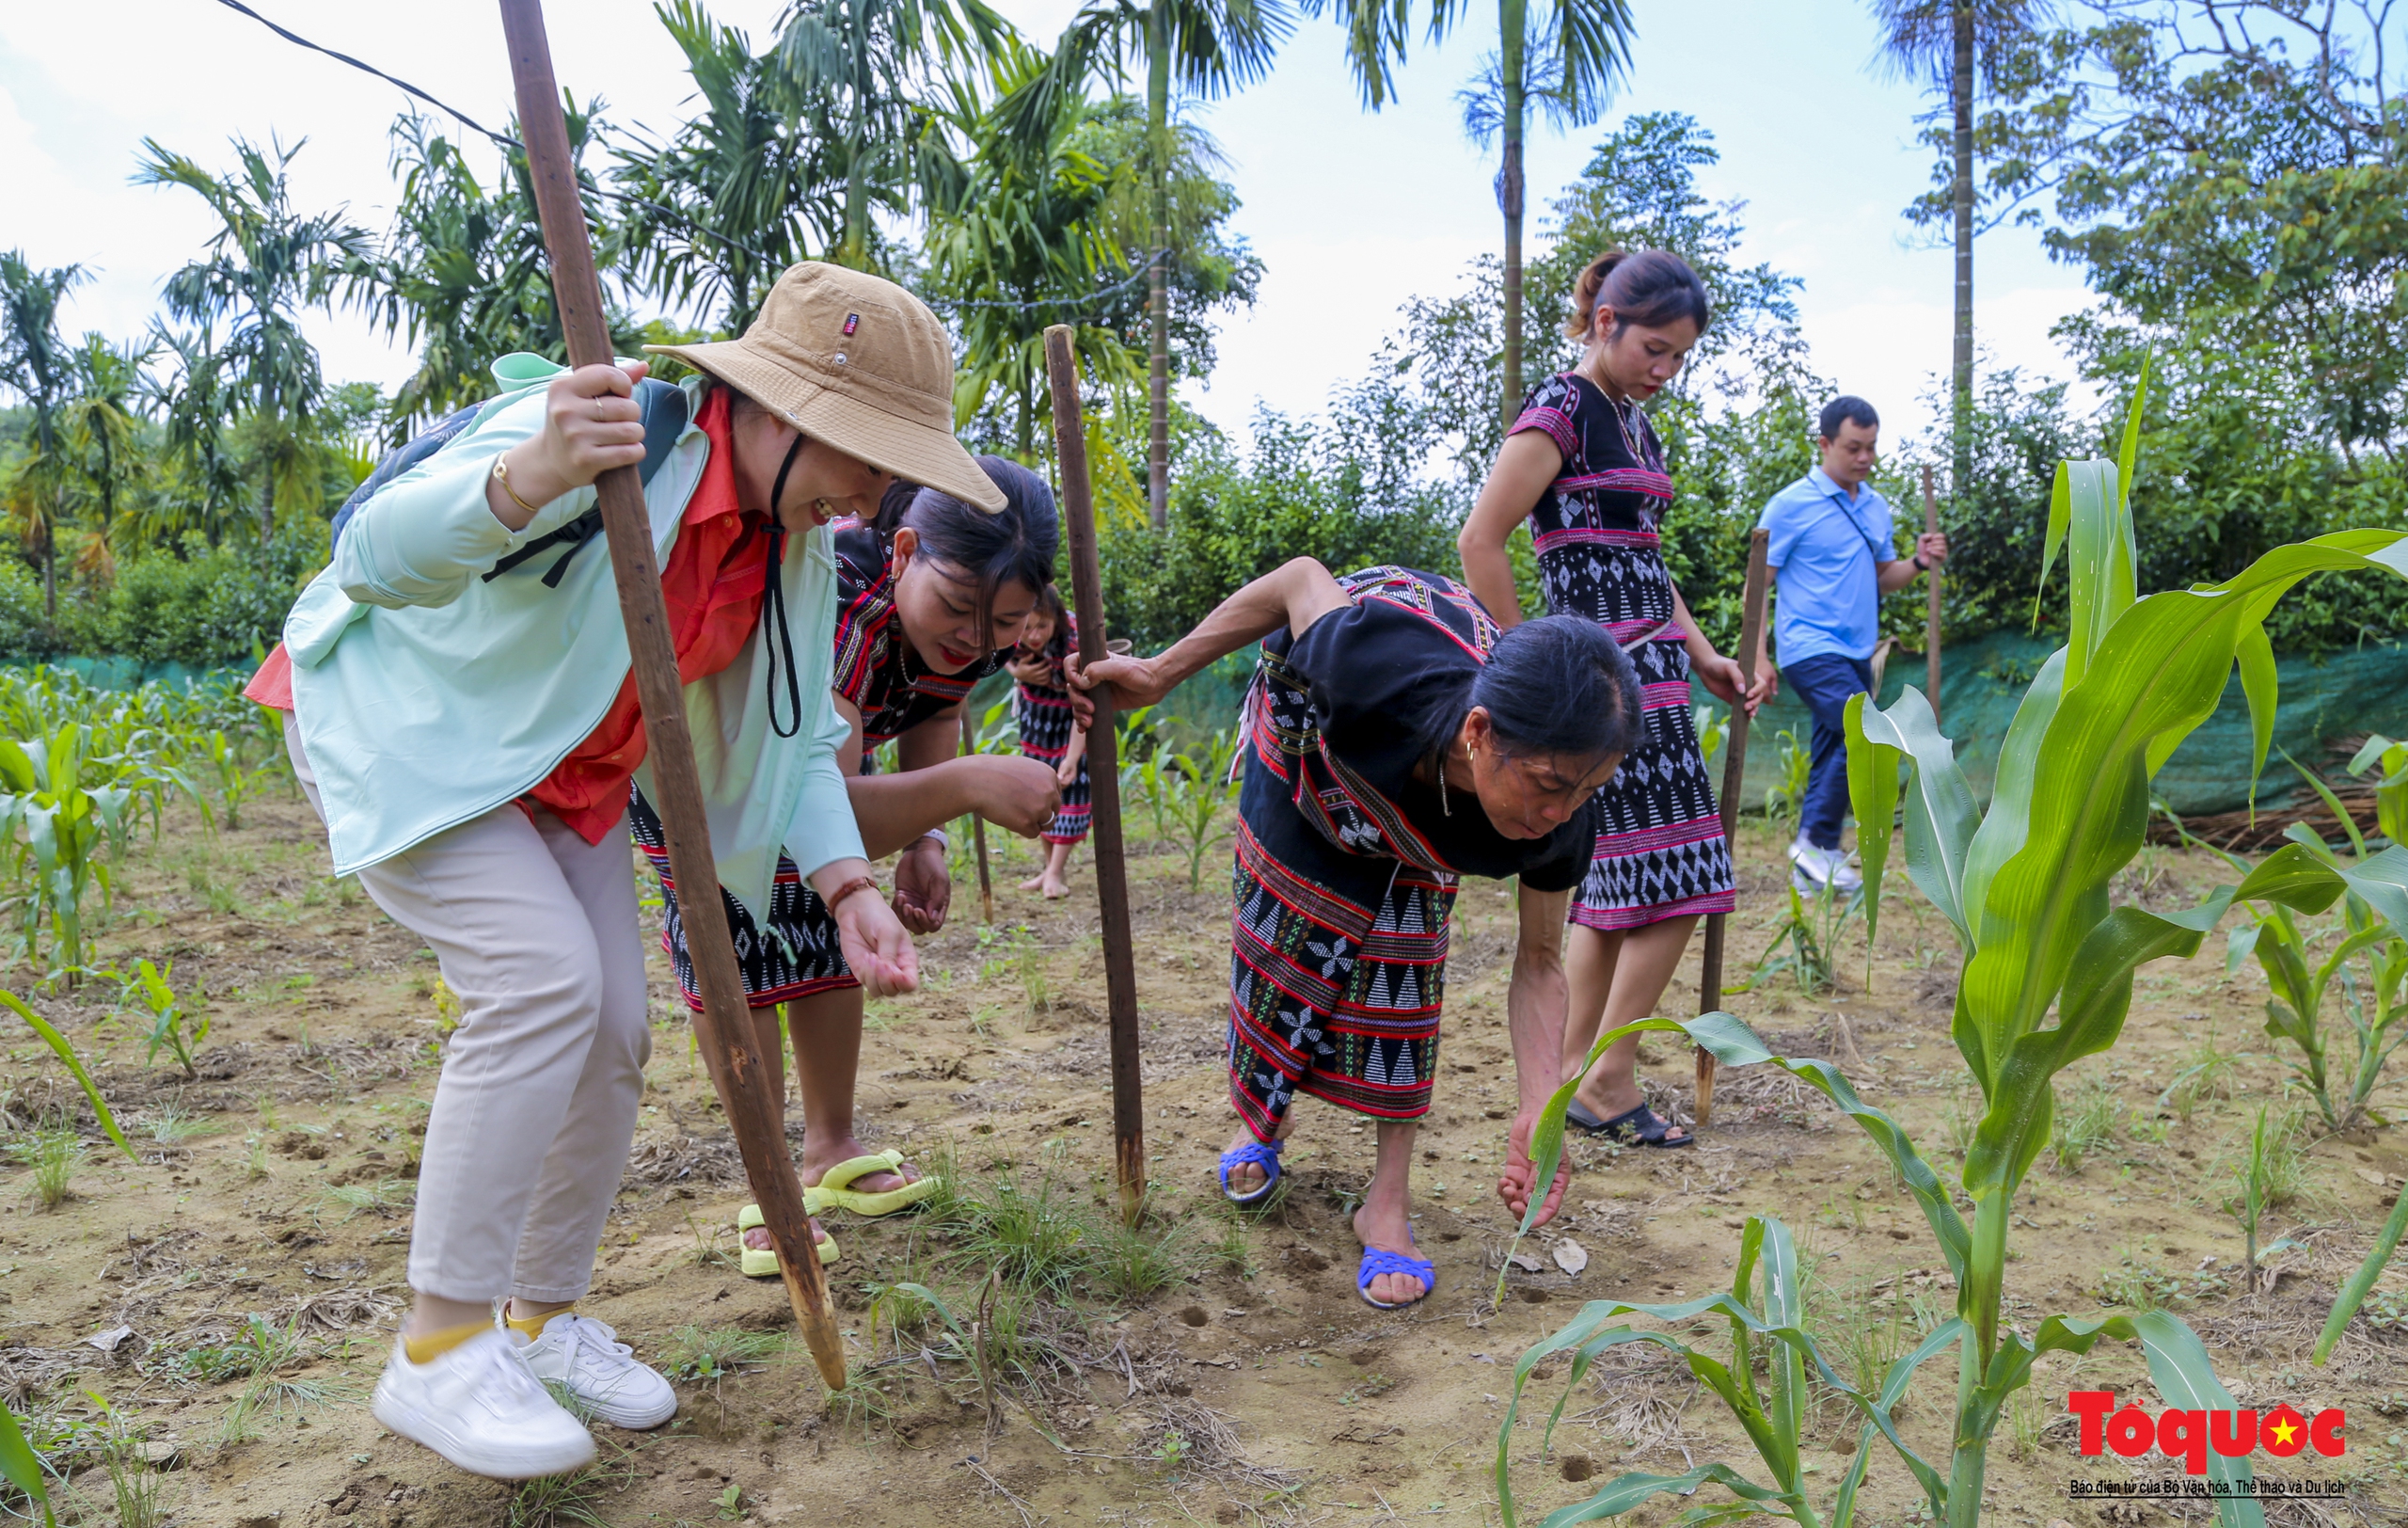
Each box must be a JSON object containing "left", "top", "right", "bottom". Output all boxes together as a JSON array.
[{"left": 5, "top": 793, "right": 2408, "bottom": 1527}]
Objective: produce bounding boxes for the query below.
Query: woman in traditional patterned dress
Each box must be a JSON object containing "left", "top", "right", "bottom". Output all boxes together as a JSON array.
[
  {"left": 1078, "top": 559, "right": 1642, "bottom": 1309},
  {"left": 1006, "top": 584, "right": 1091, "bottom": 898},
  {"left": 633, "top": 462, "right": 1064, "bottom": 1274},
  {"left": 1458, "top": 249, "right": 1770, "bottom": 1150}
]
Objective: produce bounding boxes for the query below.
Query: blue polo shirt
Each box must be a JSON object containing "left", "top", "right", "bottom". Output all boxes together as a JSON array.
[{"left": 1757, "top": 467, "right": 1897, "bottom": 666}]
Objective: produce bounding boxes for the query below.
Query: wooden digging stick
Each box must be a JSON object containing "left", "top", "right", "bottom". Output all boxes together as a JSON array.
[
  {"left": 499, "top": 0, "right": 845, "bottom": 1391},
  {"left": 1040, "top": 325, "right": 1146, "bottom": 1227},
  {"left": 962, "top": 709, "right": 994, "bottom": 924},
  {"left": 1693, "top": 528, "right": 1772, "bottom": 1128},
  {"left": 1921, "top": 465, "right": 1942, "bottom": 725}
]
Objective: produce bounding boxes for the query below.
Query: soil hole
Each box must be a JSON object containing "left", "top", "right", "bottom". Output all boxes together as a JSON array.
[
  {"left": 1887, "top": 1229, "right": 1910, "bottom": 1240},
  {"left": 1517, "top": 1287, "right": 1550, "bottom": 1304},
  {"left": 1179, "top": 1305, "right": 1209, "bottom": 1328},
  {"left": 1560, "top": 1455, "right": 1596, "bottom": 1483}
]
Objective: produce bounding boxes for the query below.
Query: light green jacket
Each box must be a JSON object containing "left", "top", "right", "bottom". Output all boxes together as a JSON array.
[{"left": 283, "top": 362, "right": 862, "bottom": 921}]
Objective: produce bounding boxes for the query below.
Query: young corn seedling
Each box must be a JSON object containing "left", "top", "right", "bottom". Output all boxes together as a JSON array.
[
  {"left": 1498, "top": 382, "right": 2408, "bottom": 1528},
  {"left": 2225, "top": 761, "right": 2408, "bottom": 1130},
  {"left": 1164, "top": 727, "right": 1243, "bottom": 890},
  {"left": 105, "top": 959, "right": 207, "bottom": 1079}
]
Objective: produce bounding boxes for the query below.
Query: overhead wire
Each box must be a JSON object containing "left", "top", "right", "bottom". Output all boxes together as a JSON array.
[{"left": 204, "top": 0, "right": 1166, "bottom": 320}]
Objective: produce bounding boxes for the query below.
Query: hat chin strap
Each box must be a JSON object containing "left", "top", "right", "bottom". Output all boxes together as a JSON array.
[{"left": 767, "top": 432, "right": 807, "bottom": 524}]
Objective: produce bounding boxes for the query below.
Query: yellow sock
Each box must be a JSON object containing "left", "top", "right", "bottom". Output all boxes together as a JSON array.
[
  {"left": 402, "top": 1320, "right": 491, "bottom": 1365},
  {"left": 505, "top": 1304, "right": 571, "bottom": 1339}
]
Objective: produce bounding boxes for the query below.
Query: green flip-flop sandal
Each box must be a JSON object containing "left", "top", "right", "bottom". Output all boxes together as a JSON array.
[
  {"left": 734, "top": 1203, "right": 839, "bottom": 1278},
  {"left": 802, "top": 1149, "right": 942, "bottom": 1218}
]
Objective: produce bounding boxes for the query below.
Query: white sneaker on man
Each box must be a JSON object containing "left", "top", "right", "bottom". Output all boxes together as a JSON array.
[
  {"left": 372, "top": 1328, "right": 596, "bottom": 1480},
  {"left": 1788, "top": 838, "right": 1864, "bottom": 894},
  {"left": 509, "top": 1313, "right": 678, "bottom": 1430}
]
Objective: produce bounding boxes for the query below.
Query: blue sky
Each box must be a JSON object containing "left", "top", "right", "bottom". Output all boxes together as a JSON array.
[{"left": 1, "top": 1, "right": 2098, "bottom": 456}]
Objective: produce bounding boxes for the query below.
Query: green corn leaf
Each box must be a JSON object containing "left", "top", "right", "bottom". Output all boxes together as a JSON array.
[
  {"left": 2314, "top": 1174, "right": 2408, "bottom": 1365},
  {"left": 1777, "top": 1053, "right": 1973, "bottom": 1284},
  {"left": 2285, "top": 747, "right": 2368, "bottom": 860},
  {"left": 2238, "top": 624, "right": 2277, "bottom": 814},
  {"left": 1853, "top": 685, "right": 1980, "bottom": 951},
  {"left": 0, "top": 1401, "right": 53, "bottom": 1528},
  {"left": 1755, "top": 1217, "right": 1809, "bottom": 1493},
  {"left": 1519, "top": 1462, "right": 1791, "bottom": 1528},
  {"left": 1832, "top": 1317, "right": 1968, "bottom": 1527},
  {"left": 1957, "top": 533, "right": 2408, "bottom": 1133},
  {"left": 1962, "top": 893, "right": 2235, "bottom": 1202},
  {"left": 2060, "top": 459, "right": 2138, "bottom": 689},
  {"left": 2114, "top": 351, "right": 2151, "bottom": 517},
  {"left": 2338, "top": 844, "right": 2408, "bottom": 937},
  {"left": 2233, "top": 842, "right": 2349, "bottom": 914},
  {"left": 1956, "top": 648, "right": 2070, "bottom": 1044},
  {"left": 0, "top": 990, "right": 133, "bottom": 1158},
  {"left": 1845, "top": 691, "right": 1902, "bottom": 958}
]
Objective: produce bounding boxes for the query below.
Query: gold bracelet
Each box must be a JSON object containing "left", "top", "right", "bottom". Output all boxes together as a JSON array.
[{"left": 491, "top": 455, "right": 543, "bottom": 516}]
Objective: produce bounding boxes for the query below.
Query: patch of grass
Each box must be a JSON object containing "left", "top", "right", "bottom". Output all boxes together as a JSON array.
[
  {"left": 320, "top": 1178, "right": 414, "bottom": 1219},
  {"left": 826, "top": 1372, "right": 895, "bottom": 1437},
  {"left": 1939, "top": 1076, "right": 1977, "bottom": 1163},
  {"left": 183, "top": 1315, "right": 341, "bottom": 1441},
  {"left": 1339, "top": 1372, "right": 1395, "bottom": 1406},
  {"left": 244, "top": 1131, "right": 270, "bottom": 1180},
  {"left": 505, "top": 1439, "right": 641, "bottom": 1528},
  {"left": 939, "top": 1150, "right": 1099, "bottom": 1299},
  {"left": 14, "top": 1129, "right": 85, "bottom": 1209},
  {"left": 2051, "top": 1076, "right": 2123, "bottom": 1174},
  {"left": 658, "top": 1326, "right": 784, "bottom": 1384},
  {"left": 1094, "top": 1214, "right": 1195, "bottom": 1301},
  {"left": 2095, "top": 1247, "right": 2228, "bottom": 1312},
  {"left": 2361, "top": 1284, "right": 2408, "bottom": 1332},
  {"left": 2158, "top": 1028, "right": 2245, "bottom": 1125},
  {"left": 144, "top": 1101, "right": 218, "bottom": 1145},
  {"left": 95, "top": 1406, "right": 166, "bottom": 1528}
]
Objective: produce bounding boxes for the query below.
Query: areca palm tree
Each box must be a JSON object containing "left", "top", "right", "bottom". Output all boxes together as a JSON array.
[
  {"left": 135, "top": 136, "right": 375, "bottom": 541},
  {"left": 615, "top": 2, "right": 843, "bottom": 338},
  {"left": 1025, "top": 0, "right": 1290, "bottom": 527},
  {"left": 0, "top": 251, "right": 87, "bottom": 618},
  {"left": 773, "top": 0, "right": 1008, "bottom": 274},
  {"left": 145, "top": 323, "right": 246, "bottom": 549},
  {"left": 927, "top": 42, "right": 1146, "bottom": 458},
  {"left": 1309, "top": 0, "right": 1632, "bottom": 424},
  {"left": 58, "top": 333, "right": 156, "bottom": 583},
  {"left": 1868, "top": 0, "right": 2052, "bottom": 509}
]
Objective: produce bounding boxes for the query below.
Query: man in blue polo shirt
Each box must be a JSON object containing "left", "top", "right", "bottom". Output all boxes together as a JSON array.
[{"left": 1751, "top": 396, "right": 1948, "bottom": 894}]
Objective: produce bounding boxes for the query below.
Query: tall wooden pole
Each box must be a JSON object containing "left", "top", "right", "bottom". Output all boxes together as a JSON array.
[
  {"left": 962, "top": 709, "right": 994, "bottom": 924},
  {"left": 498, "top": 0, "right": 844, "bottom": 1391},
  {"left": 1694, "top": 529, "right": 1772, "bottom": 1128},
  {"left": 1040, "top": 326, "right": 1146, "bottom": 1227},
  {"left": 1921, "top": 465, "right": 1943, "bottom": 725}
]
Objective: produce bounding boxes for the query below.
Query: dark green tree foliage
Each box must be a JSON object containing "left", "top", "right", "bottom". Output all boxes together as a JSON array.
[
  {"left": 135, "top": 137, "right": 376, "bottom": 540},
  {"left": 377, "top": 101, "right": 650, "bottom": 435},
  {"left": 611, "top": 3, "right": 842, "bottom": 338},
  {"left": 1958, "top": 2, "right": 2408, "bottom": 648},
  {"left": 1097, "top": 403, "right": 1462, "bottom": 651}
]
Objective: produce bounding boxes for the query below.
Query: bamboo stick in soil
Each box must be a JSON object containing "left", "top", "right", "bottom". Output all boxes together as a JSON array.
[
  {"left": 498, "top": 0, "right": 845, "bottom": 1391},
  {"left": 1922, "top": 465, "right": 1943, "bottom": 724},
  {"left": 1039, "top": 326, "right": 1147, "bottom": 1227},
  {"left": 962, "top": 709, "right": 994, "bottom": 924},
  {"left": 1694, "top": 528, "right": 1771, "bottom": 1128}
]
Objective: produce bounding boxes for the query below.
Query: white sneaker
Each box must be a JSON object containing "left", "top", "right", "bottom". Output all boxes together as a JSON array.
[
  {"left": 1788, "top": 838, "right": 1864, "bottom": 894},
  {"left": 372, "top": 1329, "right": 596, "bottom": 1480},
  {"left": 509, "top": 1313, "right": 677, "bottom": 1430}
]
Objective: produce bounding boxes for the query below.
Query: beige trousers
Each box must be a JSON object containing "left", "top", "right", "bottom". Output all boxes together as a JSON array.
[{"left": 287, "top": 720, "right": 650, "bottom": 1304}]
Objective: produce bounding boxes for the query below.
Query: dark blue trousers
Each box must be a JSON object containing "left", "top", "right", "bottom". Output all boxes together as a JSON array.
[{"left": 1782, "top": 653, "right": 1876, "bottom": 852}]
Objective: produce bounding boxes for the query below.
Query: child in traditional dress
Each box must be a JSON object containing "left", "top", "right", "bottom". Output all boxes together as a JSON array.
[{"left": 1007, "top": 584, "right": 1089, "bottom": 898}]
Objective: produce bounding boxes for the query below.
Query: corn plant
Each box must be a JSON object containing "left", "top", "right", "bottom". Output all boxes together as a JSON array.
[
  {"left": 1762, "top": 726, "right": 1810, "bottom": 820},
  {"left": 103, "top": 959, "right": 207, "bottom": 1079},
  {"left": 2225, "top": 783, "right": 2408, "bottom": 1130},
  {"left": 0, "top": 991, "right": 133, "bottom": 1160},
  {"left": 1162, "top": 727, "right": 1243, "bottom": 890},
  {"left": 1498, "top": 387, "right": 2408, "bottom": 1528},
  {"left": 0, "top": 726, "right": 131, "bottom": 974},
  {"left": 2349, "top": 732, "right": 2406, "bottom": 845}
]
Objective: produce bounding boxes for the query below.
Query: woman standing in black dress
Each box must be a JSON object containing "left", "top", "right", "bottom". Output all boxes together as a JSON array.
[
  {"left": 1458, "top": 249, "right": 1769, "bottom": 1150},
  {"left": 1078, "top": 560, "right": 1642, "bottom": 1308}
]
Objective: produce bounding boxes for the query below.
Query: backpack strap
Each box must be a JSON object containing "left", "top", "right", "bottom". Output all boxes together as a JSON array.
[{"left": 480, "top": 378, "right": 690, "bottom": 586}]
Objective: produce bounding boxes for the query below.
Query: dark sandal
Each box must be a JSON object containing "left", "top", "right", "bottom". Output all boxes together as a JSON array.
[{"left": 1566, "top": 1099, "right": 1693, "bottom": 1148}]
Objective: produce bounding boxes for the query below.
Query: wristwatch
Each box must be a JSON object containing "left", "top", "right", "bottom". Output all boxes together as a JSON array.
[{"left": 1911, "top": 553, "right": 1930, "bottom": 572}]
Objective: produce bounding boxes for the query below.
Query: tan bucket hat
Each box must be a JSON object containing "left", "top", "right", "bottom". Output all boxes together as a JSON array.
[{"left": 645, "top": 262, "right": 1005, "bottom": 513}]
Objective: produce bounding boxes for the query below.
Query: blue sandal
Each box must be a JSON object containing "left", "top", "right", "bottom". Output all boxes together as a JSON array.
[
  {"left": 1217, "top": 1139, "right": 1285, "bottom": 1205},
  {"left": 1357, "top": 1240, "right": 1436, "bottom": 1310}
]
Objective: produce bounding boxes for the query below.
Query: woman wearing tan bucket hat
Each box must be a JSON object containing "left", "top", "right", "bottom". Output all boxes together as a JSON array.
[{"left": 242, "top": 262, "right": 1054, "bottom": 1481}]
